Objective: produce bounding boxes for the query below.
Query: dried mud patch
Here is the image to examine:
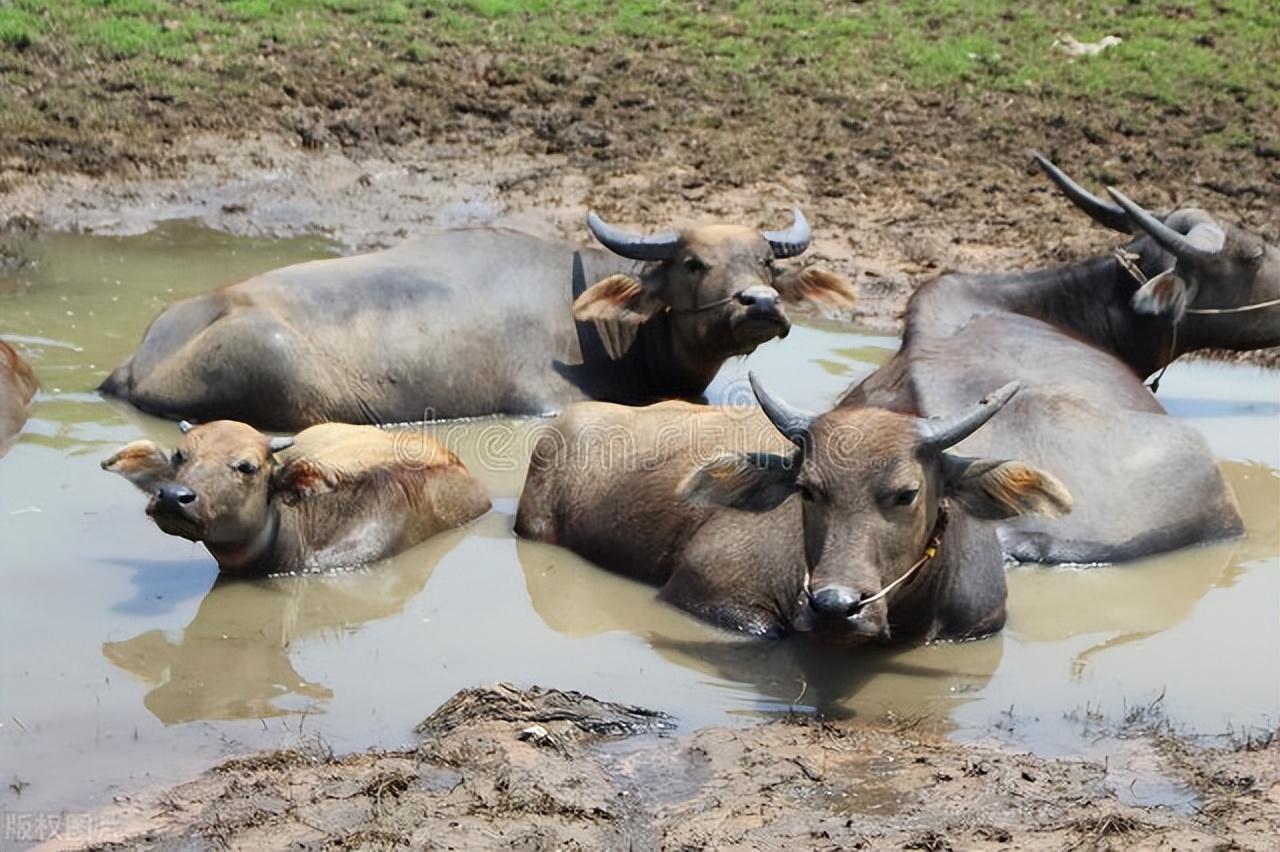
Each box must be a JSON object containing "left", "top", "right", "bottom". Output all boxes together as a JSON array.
[{"left": 48, "top": 684, "right": 1280, "bottom": 851}]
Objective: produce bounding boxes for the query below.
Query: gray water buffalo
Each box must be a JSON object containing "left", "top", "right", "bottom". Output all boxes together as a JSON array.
[
  {"left": 1, "top": 339, "right": 36, "bottom": 457},
  {"left": 103, "top": 420, "right": 490, "bottom": 573},
  {"left": 842, "top": 156, "right": 1268, "bottom": 564},
  {"left": 101, "top": 211, "right": 854, "bottom": 429},
  {"left": 515, "top": 377, "right": 1071, "bottom": 643}
]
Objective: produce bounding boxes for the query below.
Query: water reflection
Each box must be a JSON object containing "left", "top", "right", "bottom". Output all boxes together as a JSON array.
[
  {"left": 1007, "top": 460, "right": 1280, "bottom": 676},
  {"left": 517, "top": 535, "right": 1004, "bottom": 721},
  {"left": 102, "top": 529, "right": 467, "bottom": 724}
]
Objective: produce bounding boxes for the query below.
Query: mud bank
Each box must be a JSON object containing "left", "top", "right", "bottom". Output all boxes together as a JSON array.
[
  {"left": 39, "top": 684, "right": 1278, "bottom": 851},
  {"left": 3, "top": 130, "right": 1278, "bottom": 370}
]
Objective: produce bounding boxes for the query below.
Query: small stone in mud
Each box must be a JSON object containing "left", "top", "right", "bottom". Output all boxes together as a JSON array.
[{"left": 520, "top": 724, "right": 551, "bottom": 744}]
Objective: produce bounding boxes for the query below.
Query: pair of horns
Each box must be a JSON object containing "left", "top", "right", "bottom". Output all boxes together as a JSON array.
[
  {"left": 750, "top": 373, "right": 1020, "bottom": 452},
  {"left": 586, "top": 208, "right": 812, "bottom": 262},
  {"left": 1033, "top": 152, "right": 1226, "bottom": 263},
  {"left": 177, "top": 419, "right": 294, "bottom": 453}
]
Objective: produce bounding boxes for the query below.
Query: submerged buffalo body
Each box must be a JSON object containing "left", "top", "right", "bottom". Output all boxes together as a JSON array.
[
  {"left": 0, "top": 339, "right": 36, "bottom": 457},
  {"left": 103, "top": 420, "right": 490, "bottom": 573},
  {"left": 845, "top": 156, "right": 1276, "bottom": 563},
  {"left": 516, "top": 378, "right": 1070, "bottom": 643},
  {"left": 101, "top": 213, "right": 852, "bottom": 430}
]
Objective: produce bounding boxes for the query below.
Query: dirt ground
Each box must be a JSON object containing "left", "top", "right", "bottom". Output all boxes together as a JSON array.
[
  {"left": 2, "top": 35, "right": 1277, "bottom": 363},
  {"left": 45, "top": 684, "right": 1279, "bottom": 851}
]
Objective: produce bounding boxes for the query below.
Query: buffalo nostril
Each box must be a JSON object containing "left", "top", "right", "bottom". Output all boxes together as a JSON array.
[
  {"left": 737, "top": 289, "right": 780, "bottom": 308},
  {"left": 157, "top": 484, "right": 197, "bottom": 508},
  {"left": 810, "top": 587, "right": 861, "bottom": 618}
]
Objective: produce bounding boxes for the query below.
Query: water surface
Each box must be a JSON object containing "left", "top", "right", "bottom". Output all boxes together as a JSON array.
[{"left": 1, "top": 224, "right": 1276, "bottom": 819}]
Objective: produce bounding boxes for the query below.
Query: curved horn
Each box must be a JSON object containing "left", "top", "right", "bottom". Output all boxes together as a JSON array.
[
  {"left": 268, "top": 436, "right": 295, "bottom": 454},
  {"left": 178, "top": 420, "right": 194, "bottom": 434},
  {"left": 918, "top": 381, "right": 1020, "bottom": 451},
  {"left": 749, "top": 371, "right": 814, "bottom": 446},
  {"left": 586, "top": 210, "right": 679, "bottom": 261},
  {"left": 763, "top": 208, "right": 811, "bottom": 259},
  {"left": 1105, "top": 188, "right": 1225, "bottom": 263},
  {"left": 1032, "top": 152, "right": 1132, "bottom": 234}
]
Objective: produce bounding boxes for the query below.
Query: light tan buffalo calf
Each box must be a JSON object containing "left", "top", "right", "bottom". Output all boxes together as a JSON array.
[{"left": 103, "top": 421, "right": 490, "bottom": 574}]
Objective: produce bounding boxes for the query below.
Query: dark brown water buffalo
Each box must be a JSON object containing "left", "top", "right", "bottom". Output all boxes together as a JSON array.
[
  {"left": 843, "top": 156, "right": 1272, "bottom": 563},
  {"left": 1, "top": 339, "right": 37, "bottom": 457},
  {"left": 101, "top": 211, "right": 853, "bottom": 429},
  {"left": 103, "top": 420, "right": 490, "bottom": 573},
  {"left": 515, "top": 377, "right": 1071, "bottom": 643}
]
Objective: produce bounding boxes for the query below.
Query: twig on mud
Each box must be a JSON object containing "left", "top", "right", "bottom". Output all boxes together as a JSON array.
[{"left": 789, "top": 756, "right": 823, "bottom": 782}]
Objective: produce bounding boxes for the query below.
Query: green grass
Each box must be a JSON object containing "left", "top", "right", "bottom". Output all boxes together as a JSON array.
[
  {"left": 4, "top": 0, "right": 1276, "bottom": 102},
  {"left": 0, "top": 0, "right": 1275, "bottom": 161}
]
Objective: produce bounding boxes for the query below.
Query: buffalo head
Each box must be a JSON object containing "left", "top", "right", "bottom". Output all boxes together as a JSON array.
[
  {"left": 681, "top": 376, "right": 1072, "bottom": 645},
  {"left": 1035, "top": 153, "right": 1279, "bottom": 351},
  {"left": 102, "top": 421, "right": 301, "bottom": 567},
  {"left": 572, "top": 209, "right": 855, "bottom": 360}
]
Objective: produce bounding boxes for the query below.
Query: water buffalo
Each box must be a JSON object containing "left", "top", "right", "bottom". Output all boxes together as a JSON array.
[
  {"left": 101, "top": 211, "right": 854, "bottom": 429},
  {"left": 842, "top": 156, "right": 1268, "bottom": 563},
  {"left": 877, "top": 154, "right": 1279, "bottom": 382},
  {"left": 1, "top": 339, "right": 36, "bottom": 457},
  {"left": 103, "top": 420, "right": 490, "bottom": 573},
  {"left": 515, "top": 377, "right": 1071, "bottom": 644}
]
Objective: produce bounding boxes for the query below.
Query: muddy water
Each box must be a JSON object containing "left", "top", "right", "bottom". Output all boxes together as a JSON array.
[{"left": 1, "top": 225, "right": 1277, "bottom": 818}]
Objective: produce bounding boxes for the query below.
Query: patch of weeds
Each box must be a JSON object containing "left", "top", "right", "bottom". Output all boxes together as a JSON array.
[{"left": 1068, "top": 812, "right": 1151, "bottom": 838}]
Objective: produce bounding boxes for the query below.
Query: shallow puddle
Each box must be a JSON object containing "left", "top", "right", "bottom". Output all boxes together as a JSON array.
[{"left": 1, "top": 224, "right": 1276, "bottom": 817}]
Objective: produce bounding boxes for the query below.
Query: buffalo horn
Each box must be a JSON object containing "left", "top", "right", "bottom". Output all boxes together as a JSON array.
[
  {"left": 918, "top": 381, "right": 1020, "bottom": 451},
  {"left": 763, "top": 208, "right": 811, "bottom": 258},
  {"left": 749, "top": 371, "right": 814, "bottom": 446},
  {"left": 1032, "top": 152, "right": 1132, "bottom": 234},
  {"left": 178, "top": 420, "right": 194, "bottom": 434},
  {"left": 1105, "top": 188, "right": 1225, "bottom": 263},
  {"left": 586, "top": 211, "right": 680, "bottom": 261},
  {"left": 268, "top": 436, "right": 295, "bottom": 453}
]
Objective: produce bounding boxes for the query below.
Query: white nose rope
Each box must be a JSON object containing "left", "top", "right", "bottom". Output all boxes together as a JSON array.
[
  {"left": 852, "top": 508, "right": 949, "bottom": 611},
  {"left": 802, "top": 508, "right": 949, "bottom": 614}
]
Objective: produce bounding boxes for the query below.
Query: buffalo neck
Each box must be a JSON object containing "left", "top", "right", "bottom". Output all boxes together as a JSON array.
[
  {"left": 633, "top": 310, "right": 724, "bottom": 399},
  {"left": 205, "top": 507, "right": 283, "bottom": 574},
  {"left": 918, "top": 239, "right": 1180, "bottom": 379}
]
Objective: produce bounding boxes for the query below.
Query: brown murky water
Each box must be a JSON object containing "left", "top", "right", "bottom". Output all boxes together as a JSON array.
[{"left": 1, "top": 224, "right": 1277, "bottom": 818}]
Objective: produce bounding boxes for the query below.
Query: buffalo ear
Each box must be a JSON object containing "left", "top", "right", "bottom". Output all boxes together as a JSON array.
[
  {"left": 772, "top": 266, "right": 856, "bottom": 311},
  {"left": 102, "top": 441, "right": 174, "bottom": 493},
  {"left": 943, "top": 456, "right": 1073, "bottom": 521},
  {"left": 271, "top": 459, "right": 339, "bottom": 506},
  {"left": 679, "top": 452, "right": 798, "bottom": 513},
  {"left": 572, "top": 274, "right": 666, "bottom": 359},
  {"left": 1132, "top": 268, "right": 1189, "bottom": 322}
]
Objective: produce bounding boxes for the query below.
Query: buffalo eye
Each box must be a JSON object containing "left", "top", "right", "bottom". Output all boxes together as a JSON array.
[
  {"left": 171, "top": 450, "right": 187, "bottom": 466},
  {"left": 890, "top": 486, "right": 920, "bottom": 507},
  {"left": 235, "top": 460, "right": 259, "bottom": 476},
  {"left": 683, "top": 257, "right": 708, "bottom": 275}
]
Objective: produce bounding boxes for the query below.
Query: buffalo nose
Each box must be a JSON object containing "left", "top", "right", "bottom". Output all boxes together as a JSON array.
[
  {"left": 156, "top": 483, "right": 197, "bottom": 510},
  {"left": 736, "top": 287, "right": 781, "bottom": 309},
  {"left": 810, "top": 586, "right": 861, "bottom": 618}
]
